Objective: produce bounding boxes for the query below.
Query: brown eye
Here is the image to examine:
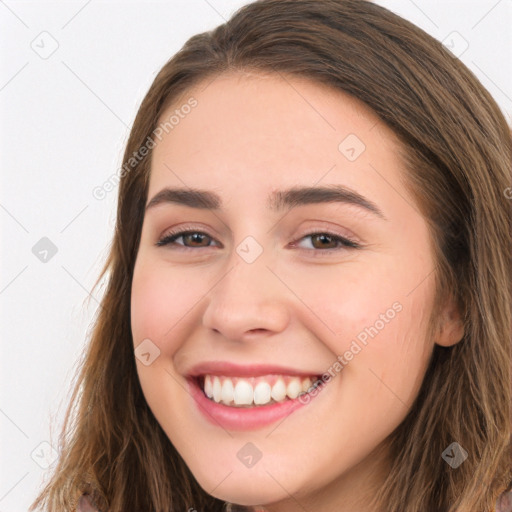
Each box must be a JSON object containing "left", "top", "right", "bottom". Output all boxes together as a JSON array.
[
  {"left": 293, "top": 232, "right": 360, "bottom": 251},
  {"left": 181, "top": 233, "right": 211, "bottom": 247},
  {"left": 310, "top": 233, "right": 339, "bottom": 249},
  {"left": 156, "top": 230, "right": 218, "bottom": 248}
]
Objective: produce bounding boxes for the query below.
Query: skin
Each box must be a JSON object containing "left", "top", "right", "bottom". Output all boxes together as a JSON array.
[{"left": 130, "top": 71, "right": 464, "bottom": 512}]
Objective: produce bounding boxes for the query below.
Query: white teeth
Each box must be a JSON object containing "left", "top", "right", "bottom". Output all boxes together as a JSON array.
[
  {"left": 271, "top": 379, "right": 287, "bottom": 402},
  {"left": 221, "top": 379, "right": 234, "bottom": 404},
  {"left": 212, "top": 376, "right": 222, "bottom": 402},
  {"left": 286, "top": 379, "right": 302, "bottom": 399},
  {"left": 201, "top": 375, "right": 319, "bottom": 407},
  {"left": 204, "top": 375, "right": 213, "bottom": 398},
  {"left": 302, "top": 377, "right": 312, "bottom": 393},
  {"left": 253, "top": 382, "right": 271, "bottom": 405},
  {"left": 234, "top": 381, "right": 253, "bottom": 405}
]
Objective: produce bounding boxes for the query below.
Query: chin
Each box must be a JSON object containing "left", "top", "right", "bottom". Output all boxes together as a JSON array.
[{"left": 193, "top": 463, "right": 292, "bottom": 507}]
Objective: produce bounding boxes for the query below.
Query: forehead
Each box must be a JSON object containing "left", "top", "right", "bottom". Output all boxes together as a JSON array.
[{"left": 148, "top": 71, "right": 405, "bottom": 210}]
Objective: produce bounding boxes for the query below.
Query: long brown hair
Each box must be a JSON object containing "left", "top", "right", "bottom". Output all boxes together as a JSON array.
[{"left": 30, "top": 1, "right": 512, "bottom": 510}]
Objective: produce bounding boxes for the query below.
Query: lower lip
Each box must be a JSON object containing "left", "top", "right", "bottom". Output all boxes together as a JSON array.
[{"left": 187, "top": 377, "right": 322, "bottom": 431}]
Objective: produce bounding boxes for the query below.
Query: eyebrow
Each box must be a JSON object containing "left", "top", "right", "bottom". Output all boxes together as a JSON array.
[{"left": 145, "top": 185, "right": 386, "bottom": 219}]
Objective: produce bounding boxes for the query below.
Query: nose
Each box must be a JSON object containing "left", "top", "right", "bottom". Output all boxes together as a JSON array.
[{"left": 201, "top": 253, "right": 291, "bottom": 342}]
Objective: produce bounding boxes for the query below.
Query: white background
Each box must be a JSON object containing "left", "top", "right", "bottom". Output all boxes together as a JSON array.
[{"left": 1, "top": 1, "right": 511, "bottom": 510}]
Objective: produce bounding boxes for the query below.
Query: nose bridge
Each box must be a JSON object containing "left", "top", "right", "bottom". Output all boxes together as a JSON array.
[{"left": 201, "top": 241, "right": 290, "bottom": 340}]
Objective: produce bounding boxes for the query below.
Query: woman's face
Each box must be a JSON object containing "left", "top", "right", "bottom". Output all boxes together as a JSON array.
[{"left": 131, "top": 72, "right": 458, "bottom": 510}]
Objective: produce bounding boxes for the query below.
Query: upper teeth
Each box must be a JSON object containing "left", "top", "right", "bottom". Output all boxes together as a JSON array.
[{"left": 202, "top": 375, "right": 315, "bottom": 407}]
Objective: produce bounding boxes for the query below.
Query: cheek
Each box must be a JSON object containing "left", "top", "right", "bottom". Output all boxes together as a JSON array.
[
  {"left": 284, "top": 254, "right": 435, "bottom": 404},
  {"left": 282, "top": 254, "right": 431, "bottom": 339},
  {"left": 130, "top": 259, "right": 206, "bottom": 349},
  {"left": 349, "top": 294, "right": 433, "bottom": 408}
]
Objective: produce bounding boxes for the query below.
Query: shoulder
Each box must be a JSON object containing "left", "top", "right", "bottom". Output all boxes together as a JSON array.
[
  {"left": 497, "top": 490, "right": 512, "bottom": 512},
  {"left": 76, "top": 494, "right": 100, "bottom": 512}
]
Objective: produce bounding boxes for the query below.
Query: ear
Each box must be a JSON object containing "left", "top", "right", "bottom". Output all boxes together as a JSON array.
[{"left": 435, "top": 294, "right": 465, "bottom": 347}]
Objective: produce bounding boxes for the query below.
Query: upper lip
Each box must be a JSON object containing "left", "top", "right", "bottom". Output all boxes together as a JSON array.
[{"left": 186, "top": 361, "right": 322, "bottom": 378}]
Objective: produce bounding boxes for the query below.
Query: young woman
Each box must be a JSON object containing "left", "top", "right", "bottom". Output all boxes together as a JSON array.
[{"left": 30, "top": 1, "right": 512, "bottom": 511}]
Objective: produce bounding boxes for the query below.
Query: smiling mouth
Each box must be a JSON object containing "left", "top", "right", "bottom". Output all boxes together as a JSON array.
[{"left": 196, "top": 374, "right": 321, "bottom": 407}]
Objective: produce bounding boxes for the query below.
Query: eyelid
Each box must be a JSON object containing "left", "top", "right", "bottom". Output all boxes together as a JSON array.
[
  {"left": 293, "top": 224, "right": 361, "bottom": 245},
  {"left": 155, "top": 225, "right": 362, "bottom": 253},
  {"left": 155, "top": 225, "right": 222, "bottom": 248},
  {"left": 289, "top": 231, "right": 361, "bottom": 252}
]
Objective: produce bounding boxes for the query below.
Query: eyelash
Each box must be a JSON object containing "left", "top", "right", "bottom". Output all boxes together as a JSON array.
[{"left": 155, "top": 228, "right": 361, "bottom": 253}]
